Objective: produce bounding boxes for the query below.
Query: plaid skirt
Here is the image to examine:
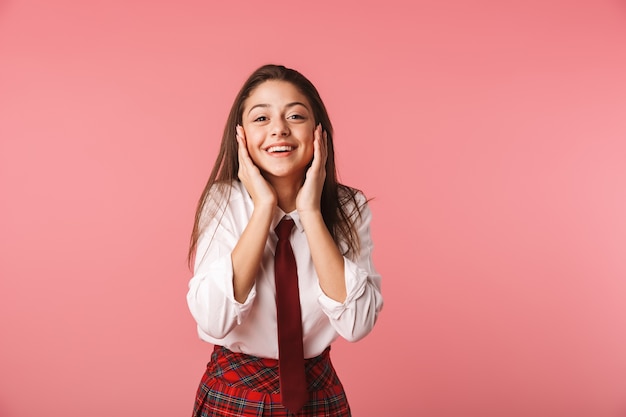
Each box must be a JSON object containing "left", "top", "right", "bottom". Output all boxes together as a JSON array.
[{"left": 192, "top": 345, "right": 351, "bottom": 417}]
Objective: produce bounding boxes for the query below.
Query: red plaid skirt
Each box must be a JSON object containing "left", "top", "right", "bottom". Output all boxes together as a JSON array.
[{"left": 192, "top": 345, "right": 351, "bottom": 417}]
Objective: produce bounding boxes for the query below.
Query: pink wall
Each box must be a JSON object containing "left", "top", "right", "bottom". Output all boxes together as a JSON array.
[{"left": 1, "top": 1, "right": 626, "bottom": 416}]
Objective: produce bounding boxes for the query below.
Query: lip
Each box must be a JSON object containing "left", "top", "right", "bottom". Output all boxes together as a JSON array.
[
  {"left": 264, "top": 142, "right": 297, "bottom": 156},
  {"left": 264, "top": 142, "right": 296, "bottom": 150}
]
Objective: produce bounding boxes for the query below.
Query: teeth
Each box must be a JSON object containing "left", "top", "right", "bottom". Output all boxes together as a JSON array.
[{"left": 267, "top": 146, "right": 294, "bottom": 153}]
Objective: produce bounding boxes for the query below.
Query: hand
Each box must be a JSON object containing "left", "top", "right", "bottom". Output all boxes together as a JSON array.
[
  {"left": 296, "top": 124, "right": 327, "bottom": 214},
  {"left": 236, "top": 125, "right": 277, "bottom": 208}
]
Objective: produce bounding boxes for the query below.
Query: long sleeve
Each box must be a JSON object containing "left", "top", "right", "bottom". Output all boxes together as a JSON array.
[
  {"left": 186, "top": 187, "right": 257, "bottom": 340},
  {"left": 317, "top": 196, "right": 384, "bottom": 342}
]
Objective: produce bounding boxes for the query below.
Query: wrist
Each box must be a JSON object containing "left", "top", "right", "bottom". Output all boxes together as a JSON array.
[
  {"left": 252, "top": 192, "right": 277, "bottom": 209},
  {"left": 252, "top": 202, "right": 275, "bottom": 219},
  {"left": 297, "top": 209, "right": 324, "bottom": 226},
  {"left": 254, "top": 198, "right": 276, "bottom": 210}
]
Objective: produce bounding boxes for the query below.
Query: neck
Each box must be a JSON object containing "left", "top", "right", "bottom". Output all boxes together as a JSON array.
[{"left": 265, "top": 174, "right": 303, "bottom": 213}]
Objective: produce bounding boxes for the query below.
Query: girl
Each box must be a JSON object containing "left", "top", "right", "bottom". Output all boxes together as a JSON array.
[{"left": 187, "top": 64, "right": 383, "bottom": 417}]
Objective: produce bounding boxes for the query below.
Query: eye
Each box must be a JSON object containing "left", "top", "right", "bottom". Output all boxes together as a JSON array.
[
  {"left": 253, "top": 116, "right": 267, "bottom": 122},
  {"left": 287, "top": 114, "right": 304, "bottom": 120}
]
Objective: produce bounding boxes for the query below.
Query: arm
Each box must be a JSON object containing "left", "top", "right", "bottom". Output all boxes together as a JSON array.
[
  {"left": 297, "top": 127, "right": 383, "bottom": 342},
  {"left": 186, "top": 188, "right": 257, "bottom": 339},
  {"left": 316, "top": 199, "right": 383, "bottom": 342},
  {"left": 230, "top": 205, "right": 274, "bottom": 302},
  {"left": 231, "top": 126, "right": 277, "bottom": 302},
  {"left": 299, "top": 211, "right": 347, "bottom": 303},
  {"left": 187, "top": 128, "right": 278, "bottom": 338},
  {"left": 297, "top": 126, "right": 347, "bottom": 302}
]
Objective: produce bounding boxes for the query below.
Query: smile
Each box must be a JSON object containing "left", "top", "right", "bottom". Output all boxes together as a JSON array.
[{"left": 266, "top": 145, "right": 295, "bottom": 153}]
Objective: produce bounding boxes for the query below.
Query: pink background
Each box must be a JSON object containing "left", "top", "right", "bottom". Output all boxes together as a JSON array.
[{"left": 1, "top": 1, "right": 626, "bottom": 416}]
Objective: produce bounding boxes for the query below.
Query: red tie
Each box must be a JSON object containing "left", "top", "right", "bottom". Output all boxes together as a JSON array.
[{"left": 274, "top": 218, "right": 308, "bottom": 413}]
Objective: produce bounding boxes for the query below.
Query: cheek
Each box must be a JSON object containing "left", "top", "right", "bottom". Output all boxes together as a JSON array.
[
  {"left": 303, "top": 142, "right": 315, "bottom": 165},
  {"left": 243, "top": 129, "right": 262, "bottom": 148},
  {"left": 247, "top": 146, "right": 264, "bottom": 165},
  {"left": 306, "top": 142, "right": 315, "bottom": 158},
  {"left": 305, "top": 135, "right": 315, "bottom": 156},
  {"left": 243, "top": 135, "right": 264, "bottom": 163}
]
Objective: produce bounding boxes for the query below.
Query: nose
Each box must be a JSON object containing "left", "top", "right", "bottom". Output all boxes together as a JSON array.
[{"left": 270, "top": 118, "right": 289, "bottom": 137}]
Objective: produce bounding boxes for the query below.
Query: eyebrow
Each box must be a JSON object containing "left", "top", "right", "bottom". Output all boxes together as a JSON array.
[{"left": 247, "top": 101, "right": 310, "bottom": 115}]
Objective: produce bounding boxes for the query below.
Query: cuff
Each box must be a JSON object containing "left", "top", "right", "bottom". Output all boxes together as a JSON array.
[
  {"left": 213, "top": 255, "right": 257, "bottom": 324},
  {"left": 317, "top": 257, "right": 368, "bottom": 320}
]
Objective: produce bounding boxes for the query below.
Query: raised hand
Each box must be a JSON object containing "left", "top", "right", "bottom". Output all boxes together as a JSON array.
[
  {"left": 236, "top": 125, "right": 277, "bottom": 208},
  {"left": 296, "top": 124, "right": 327, "bottom": 214}
]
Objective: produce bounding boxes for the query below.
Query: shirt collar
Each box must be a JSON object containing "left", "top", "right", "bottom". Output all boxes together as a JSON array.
[{"left": 270, "top": 207, "right": 304, "bottom": 234}]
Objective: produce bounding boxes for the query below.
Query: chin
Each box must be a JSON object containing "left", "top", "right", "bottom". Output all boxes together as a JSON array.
[{"left": 265, "top": 167, "right": 306, "bottom": 181}]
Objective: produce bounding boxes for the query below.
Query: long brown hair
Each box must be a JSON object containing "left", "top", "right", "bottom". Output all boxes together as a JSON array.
[{"left": 188, "top": 64, "right": 364, "bottom": 267}]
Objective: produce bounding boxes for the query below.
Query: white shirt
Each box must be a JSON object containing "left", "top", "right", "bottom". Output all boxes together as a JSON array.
[{"left": 186, "top": 181, "right": 383, "bottom": 359}]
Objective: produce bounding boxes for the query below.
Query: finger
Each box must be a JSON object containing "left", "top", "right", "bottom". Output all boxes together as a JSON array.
[
  {"left": 237, "top": 134, "right": 251, "bottom": 165},
  {"left": 237, "top": 135, "right": 254, "bottom": 177},
  {"left": 315, "top": 124, "right": 325, "bottom": 151},
  {"left": 310, "top": 131, "right": 322, "bottom": 172},
  {"left": 236, "top": 135, "right": 245, "bottom": 160},
  {"left": 320, "top": 129, "right": 328, "bottom": 162},
  {"left": 314, "top": 128, "right": 327, "bottom": 171},
  {"left": 236, "top": 126, "right": 246, "bottom": 155},
  {"left": 236, "top": 136, "right": 246, "bottom": 177},
  {"left": 236, "top": 125, "right": 245, "bottom": 140}
]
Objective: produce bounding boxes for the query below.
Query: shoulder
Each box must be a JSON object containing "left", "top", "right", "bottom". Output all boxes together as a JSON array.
[
  {"left": 337, "top": 184, "right": 366, "bottom": 202},
  {"left": 204, "top": 180, "right": 248, "bottom": 206},
  {"left": 338, "top": 184, "right": 369, "bottom": 217},
  {"left": 199, "top": 180, "right": 249, "bottom": 226}
]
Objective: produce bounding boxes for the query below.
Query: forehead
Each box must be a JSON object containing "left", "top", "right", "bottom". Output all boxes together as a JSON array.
[{"left": 244, "top": 80, "right": 311, "bottom": 110}]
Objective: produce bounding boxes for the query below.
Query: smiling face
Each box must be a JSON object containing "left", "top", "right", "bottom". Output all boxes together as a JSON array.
[{"left": 241, "top": 80, "right": 316, "bottom": 185}]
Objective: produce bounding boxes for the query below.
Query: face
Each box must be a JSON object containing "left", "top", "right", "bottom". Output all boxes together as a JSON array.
[{"left": 241, "top": 80, "right": 316, "bottom": 183}]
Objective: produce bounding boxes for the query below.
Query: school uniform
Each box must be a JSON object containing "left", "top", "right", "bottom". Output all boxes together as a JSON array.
[{"left": 187, "top": 180, "right": 383, "bottom": 416}]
